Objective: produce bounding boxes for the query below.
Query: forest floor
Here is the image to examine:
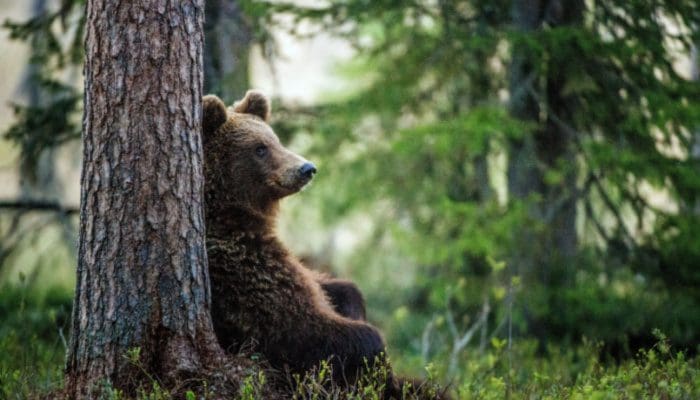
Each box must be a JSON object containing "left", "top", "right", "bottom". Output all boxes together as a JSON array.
[{"left": 1, "top": 285, "right": 698, "bottom": 399}]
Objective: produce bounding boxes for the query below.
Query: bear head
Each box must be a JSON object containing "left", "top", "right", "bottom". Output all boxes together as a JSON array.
[{"left": 202, "top": 91, "right": 316, "bottom": 234}]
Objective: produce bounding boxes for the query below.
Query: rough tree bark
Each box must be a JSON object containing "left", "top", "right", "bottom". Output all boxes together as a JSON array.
[{"left": 64, "top": 1, "right": 226, "bottom": 396}]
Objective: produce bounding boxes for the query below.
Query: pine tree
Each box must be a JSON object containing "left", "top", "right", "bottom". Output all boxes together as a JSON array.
[
  {"left": 269, "top": 0, "right": 700, "bottom": 355},
  {"left": 64, "top": 1, "right": 227, "bottom": 396}
]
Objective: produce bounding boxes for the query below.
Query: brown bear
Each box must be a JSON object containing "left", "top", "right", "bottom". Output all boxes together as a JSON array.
[{"left": 202, "top": 91, "right": 384, "bottom": 383}]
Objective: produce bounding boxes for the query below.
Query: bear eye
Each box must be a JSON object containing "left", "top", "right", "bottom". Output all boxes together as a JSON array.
[{"left": 255, "top": 145, "right": 268, "bottom": 158}]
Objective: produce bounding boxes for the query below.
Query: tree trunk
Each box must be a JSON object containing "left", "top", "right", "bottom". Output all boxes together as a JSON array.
[
  {"left": 507, "top": 0, "right": 545, "bottom": 283},
  {"left": 64, "top": 1, "right": 225, "bottom": 397},
  {"left": 20, "top": 0, "right": 59, "bottom": 201},
  {"left": 508, "top": 0, "right": 582, "bottom": 279},
  {"left": 691, "top": 43, "right": 700, "bottom": 213},
  {"left": 538, "top": 0, "right": 583, "bottom": 272},
  {"left": 507, "top": 0, "right": 583, "bottom": 345},
  {"left": 17, "top": 0, "right": 78, "bottom": 264},
  {"left": 203, "top": 0, "right": 251, "bottom": 102}
]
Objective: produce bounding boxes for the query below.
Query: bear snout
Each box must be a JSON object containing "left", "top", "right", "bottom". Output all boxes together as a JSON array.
[{"left": 298, "top": 162, "right": 317, "bottom": 179}]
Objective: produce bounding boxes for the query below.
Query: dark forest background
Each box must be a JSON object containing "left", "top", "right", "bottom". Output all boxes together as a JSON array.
[{"left": 1, "top": 0, "right": 700, "bottom": 398}]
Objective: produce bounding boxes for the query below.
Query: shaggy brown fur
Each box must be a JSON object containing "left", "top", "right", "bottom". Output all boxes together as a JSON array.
[
  {"left": 202, "top": 91, "right": 384, "bottom": 382},
  {"left": 316, "top": 274, "right": 367, "bottom": 321}
]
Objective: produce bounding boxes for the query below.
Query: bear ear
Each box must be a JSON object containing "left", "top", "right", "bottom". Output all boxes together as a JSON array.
[
  {"left": 202, "top": 95, "right": 227, "bottom": 135},
  {"left": 233, "top": 90, "right": 270, "bottom": 121}
]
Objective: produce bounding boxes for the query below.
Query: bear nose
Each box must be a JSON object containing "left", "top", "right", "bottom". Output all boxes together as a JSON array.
[{"left": 299, "top": 162, "right": 317, "bottom": 178}]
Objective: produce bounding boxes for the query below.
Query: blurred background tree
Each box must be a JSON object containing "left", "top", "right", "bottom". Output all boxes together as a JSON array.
[
  {"left": 1, "top": 0, "right": 82, "bottom": 288},
  {"left": 0, "top": 0, "right": 271, "bottom": 285},
  {"left": 1, "top": 0, "right": 700, "bottom": 394},
  {"left": 265, "top": 0, "right": 700, "bottom": 374}
]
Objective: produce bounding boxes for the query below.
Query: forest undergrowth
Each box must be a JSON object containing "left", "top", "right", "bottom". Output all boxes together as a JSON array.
[{"left": 1, "top": 285, "right": 698, "bottom": 400}]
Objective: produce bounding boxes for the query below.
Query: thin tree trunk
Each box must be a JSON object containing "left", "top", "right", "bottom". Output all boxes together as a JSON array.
[
  {"left": 538, "top": 0, "right": 583, "bottom": 272},
  {"left": 203, "top": 0, "right": 251, "bottom": 102},
  {"left": 20, "top": 0, "right": 58, "bottom": 201},
  {"left": 507, "top": 0, "right": 583, "bottom": 346},
  {"left": 507, "top": 0, "right": 544, "bottom": 283},
  {"left": 64, "top": 1, "right": 224, "bottom": 396},
  {"left": 691, "top": 43, "right": 700, "bottom": 213},
  {"left": 508, "top": 0, "right": 582, "bottom": 278},
  {"left": 18, "top": 0, "right": 79, "bottom": 265}
]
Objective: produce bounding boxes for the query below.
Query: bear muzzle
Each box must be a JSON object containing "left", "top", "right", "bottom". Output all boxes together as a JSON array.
[
  {"left": 291, "top": 161, "right": 317, "bottom": 189},
  {"left": 298, "top": 162, "right": 317, "bottom": 180},
  {"left": 273, "top": 161, "right": 317, "bottom": 195}
]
